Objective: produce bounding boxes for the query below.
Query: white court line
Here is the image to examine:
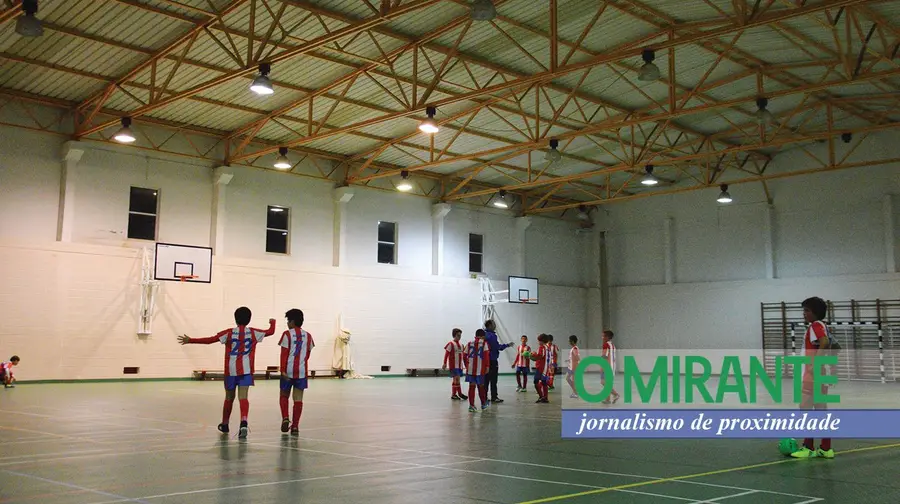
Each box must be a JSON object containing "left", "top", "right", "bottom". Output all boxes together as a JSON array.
[
  {"left": 691, "top": 490, "right": 759, "bottom": 503},
  {"left": 0, "top": 440, "right": 233, "bottom": 467},
  {"left": 1, "top": 469, "right": 153, "bottom": 504},
  {"left": 0, "top": 409, "right": 171, "bottom": 433},
  {"left": 792, "top": 499, "right": 826, "bottom": 504}
]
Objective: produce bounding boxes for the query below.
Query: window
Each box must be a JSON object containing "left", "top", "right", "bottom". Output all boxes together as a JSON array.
[
  {"left": 469, "top": 233, "right": 483, "bottom": 273},
  {"left": 127, "top": 187, "right": 158, "bottom": 240},
  {"left": 377, "top": 221, "right": 397, "bottom": 264},
  {"left": 266, "top": 206, "right": 289, "bottom": 254}
]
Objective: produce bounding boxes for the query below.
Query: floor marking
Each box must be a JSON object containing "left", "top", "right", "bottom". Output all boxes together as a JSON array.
[
  {"left": 515, "top": 442, "right": 900, "bottom": 504},
  {"left": 0, "top": 440, "right": 232, "bottom": 467},
  {"left": 1, "top": 470, "right": 153, "bottom": 504},
  {"left": 691, "top": 490, "right": 760, "bottom": 503}
]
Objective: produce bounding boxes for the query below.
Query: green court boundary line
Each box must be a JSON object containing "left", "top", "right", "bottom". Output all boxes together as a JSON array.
[{"left": 517, "top": 441, "right": 900, "bottom": 504}]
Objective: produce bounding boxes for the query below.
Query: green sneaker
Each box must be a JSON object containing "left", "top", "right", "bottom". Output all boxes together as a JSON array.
[
  {"left": 790, "top": 447, "right": 817, "bottom": 458},
  {"left": 816, "top": 448, "right": 835, "bottom": 459}
]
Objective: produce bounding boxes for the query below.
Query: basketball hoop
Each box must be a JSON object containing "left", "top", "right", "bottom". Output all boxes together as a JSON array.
[{"left": 178, "top": 275, "right": 199, "bottom": 282}]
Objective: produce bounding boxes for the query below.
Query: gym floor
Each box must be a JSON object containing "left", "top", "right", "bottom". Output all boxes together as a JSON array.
[{"left": 1, "top": 378, "right": 899, "bottom": 504}]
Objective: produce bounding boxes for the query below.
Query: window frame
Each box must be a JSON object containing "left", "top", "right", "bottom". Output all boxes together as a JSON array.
[
  {"left": 127, "top": 186, "right": 159, "bottom": 241},
  {"left": 265, "top": 205, "right": 291, "bottom": 255},
  {"left": 377, "top": 220, "right": 397, "bottom": 265},
  {"left": 468, "top": 232, "right": 484, "bottom": 273}
]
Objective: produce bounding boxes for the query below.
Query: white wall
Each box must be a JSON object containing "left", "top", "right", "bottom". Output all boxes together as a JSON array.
[
  {"left": 0, "top": 123, "right": 591, "bottom": 380},
  {"left": 600, "top": 130, "right": 900, "bottom": 354}
]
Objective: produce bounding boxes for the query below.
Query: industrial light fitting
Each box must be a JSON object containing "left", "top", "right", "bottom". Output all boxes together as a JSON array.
[
  {"left": 637, "top": 49, "right": 660, "bottom": 82},
  {"left": 493, "top": 189, "right": 509, "bottom": 209},
  {"left": 113, "top": 117, "right": 136, "bottom": 143},
  {"left": 418, "top": 106, "right": 439, "bottom": 134},
  {"left": 273, "top": 147, "right": 291, "bottom": 169},
  {"left": 545, "top": 138, "right": 561, "bottom": 162},
  {"left": 471, "top": 0, "right": 496, "bottom": 21},
  {"left": 15, "top": 0, "right": 42, "bottom": 37},
  {"left": 755, "top": 97, "right": 774, "bottom": 125},
  {"left": 396, "top": 170, "right": 413, "bottom": 192},
  {"left": 250, "top": 63, "right": 274, "bottom": 95},
  {"left": 641, "top": 165, "right": 659, "bottom": 186},
  {"left": 716, "top": 184, "right": 732, "bottom": 204}
]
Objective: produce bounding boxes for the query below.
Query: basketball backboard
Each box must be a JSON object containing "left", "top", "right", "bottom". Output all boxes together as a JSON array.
[
  {"left": 154, "top": 243, "right": 212, "bottom": 283},
  {"left": 508, "top": 276, "right": 538, "bottom": 304}
]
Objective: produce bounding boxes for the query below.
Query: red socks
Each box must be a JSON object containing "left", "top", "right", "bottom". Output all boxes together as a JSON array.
[
  {"left": 292, "top": 401, "right": 303, "bottom": 428},
  {"left": 479, "top": 385, "right": 487, "bottom": 404},
  {"left": 239, "top": 399, "right": 249, "bottom": 422},
  {"left": 222, "top": 399, "right": 234, "bottom": 424},
  {"left": 280, "top": 395, "right": 289, "bottom": 418},
  {"left": 469, "top": 383, "right": 476, "bottom": 406},
  {"left": 821, "top": 438, "right": 832, "bottom": 450}
]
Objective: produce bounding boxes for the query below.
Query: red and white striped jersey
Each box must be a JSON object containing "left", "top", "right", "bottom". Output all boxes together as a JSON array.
[
  {"left": 602, "top": 341, "right": 617, "bottom": 372},
  {"left": 802, "top": 321, "right": 829, "bottom": 381},
  {"left": 513, "top": 344, "right": 531, "bottom": 368},
  {"left": 532, "top": 344, "right": 547, "bottom": 374},
  {"left": 465, "top": 339, "right": 490, "bottom": 376},
  {"left": 0, "top": 361, "right": 13, "bottom": 376},
  {"left": 187, "top": 320, "right": 276, "bottom": 376},
  {"left": 567, "top": 345, "right": 580, "bottom": 369},
  {"left": 443, "top": 340, "right": 464, "bottom": 369},
  {"left": 548, "top": 344, "right": 559, "bottom": 367},
  {"left": 279, "top": 328, "right": 315, "bottom": 379}
]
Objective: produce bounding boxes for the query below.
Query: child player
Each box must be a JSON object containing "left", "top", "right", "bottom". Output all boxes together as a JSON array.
[
  {"left": 278, "top": 309, "right": 314, "bottom": 436},
  {"left": 528, "top": 334, "right": 550, "bottom": 403},
  {"left": 547, "top": 335, "right": 559, "bottom": 390},
  {"left": 513, "top": 335, "right": 531, "bottom": 392},
  {"left": 442, "top": 328, "right": 467, "bottom": 400},
  {"left": 464, "top": 329, "right": 491, "bottom": 412},
  {"left": 602, "top": 330, "right": 620, "bottom": 404},
  {"left": 566, "top": 336, "right": 580, "bottom": 399},
  {"left": 1, "top": 356, "right": 19, "bottom": 388},
  {"left": 791, "top": 296, "right": 835, "bottom": 459},
  {"left": 178, "top": 307, "right": 276, "bottom": 438}
]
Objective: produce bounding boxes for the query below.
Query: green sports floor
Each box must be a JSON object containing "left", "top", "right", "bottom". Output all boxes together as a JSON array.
[{"left": 1, "top": 378, "right": 899, "bottom": 504}]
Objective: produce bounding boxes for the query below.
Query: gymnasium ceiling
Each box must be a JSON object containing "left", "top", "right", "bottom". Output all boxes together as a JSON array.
[{"left": 1, "top": 0, "right": 899, "bottom": 219}]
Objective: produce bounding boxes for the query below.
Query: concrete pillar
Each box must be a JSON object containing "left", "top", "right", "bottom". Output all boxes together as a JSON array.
[
  {"left": 763, "top": 204, "right": 776, "bottom": 279},
  {"left": 210, "top": 167, "right": 233, "bottom": 255},
  {"left": 515, "top": 216, "right": 532, "bottom": 276},
  {"left": 332, "top": 186, "right": 354, "bottom": 267},
  {"left": 663, "top": 217, "right": 674, "bottom": 284},
  {"left": 431, "top": 202, "right": 451, "bottom": 276},
  {"left": 57, "top": 141, "right": 85, "bottom": 242},
  {"left": 884, "top": 195, "right": 896, "bottom": 273}
]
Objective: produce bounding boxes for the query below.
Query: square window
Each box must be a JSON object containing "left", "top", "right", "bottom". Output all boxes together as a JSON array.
[
  {"left": 267, "top": 206, "right": 289, "bottom": 230},
  {"left": 378, "top": 221, "right": 396, "bottom": 243},
  {"left": 377, "top": 242, "right": 395, "bottom": 264},
  {"left": 266, "top": 230, "right": 288, "bottom": 254},
  {"left": 469, "top": 253, "right": 482, "bottom": 274},
  {"left": 469, "top": 233, "right": 483, "bottom": 254},
  {"left": 127, "top": 213, "right": 156, "bottom": 241},
  {"left": 129, "top": 187, "right": 158, "bottom": 214}
]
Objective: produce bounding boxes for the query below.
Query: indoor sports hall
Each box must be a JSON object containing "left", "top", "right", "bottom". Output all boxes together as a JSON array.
[{"left": 2, "top": 0, "right": 900, "bottom": 503}]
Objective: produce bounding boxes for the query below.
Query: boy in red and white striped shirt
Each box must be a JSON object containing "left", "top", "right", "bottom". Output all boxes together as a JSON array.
[
  {"left": 178, "top": 306, "right": 276, "bottom": 438},
  {"left": 464, "top": 329, "right": 491, "bottom": 412},
  {"left": 528, "top": 334, "right": 550, "bottom": 403},
  {"left": 278, "top": 309, "right": 314, "bottom": 435},
  {"left": 442, "top": 328, "right": 467, "bottom": 400},
  {"left": 513, "top": 335, "right": 531, "bottom": 392}
]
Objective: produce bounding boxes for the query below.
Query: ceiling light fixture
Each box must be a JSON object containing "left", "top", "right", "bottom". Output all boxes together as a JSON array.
[
  {"left": 638, "top": 49, "right": 660, "bottom": 81},
  {"left": 471, "top": 0, "right": 497, "bottom": 21},
  {"left": 419, "top": 106, "right": 439, "bottom": 134},
  {"left": 493, "top": 189, "right": 509, "bottom": 209},
  {"left": 250, "top": 63, "right": 274, "bottom": 95},
  {"left": 273, "top": 147, "right": 291, "bottom": 169},
  {"left": 756, "top": 97, "right": 774, "bottom": 125},
  {"left": 113, "top": 117, "right": 136, "bottom": 143},
  {"left": 641, "top": 165, "right": 659, "bottom": 186},
  {"left": 15, "top": 0, "right": 43, "bottom": 37},
  {"left": 717, "top": 184, "right": 733, "bottom": 203},
  {"left": 396, "top": 170, "right": 413, "bottom": 192},
  {"left": 545, "top": 139, "right": 562, "bottom": 162}
]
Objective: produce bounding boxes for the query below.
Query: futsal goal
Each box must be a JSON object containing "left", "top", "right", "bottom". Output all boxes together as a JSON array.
[{"left": 760, "top": 298, "right": 900, "bottom": 383}]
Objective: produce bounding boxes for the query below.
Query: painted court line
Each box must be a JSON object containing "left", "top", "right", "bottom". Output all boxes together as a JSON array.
[
  {"left": 691, "top": 490, "right": 759, "bottom": 503},
  {"left": 1, "top": 470, "right": 153, "bottom": 504},
  {"left": 515, "top": 442, "right": 900, "bottom": 504}
]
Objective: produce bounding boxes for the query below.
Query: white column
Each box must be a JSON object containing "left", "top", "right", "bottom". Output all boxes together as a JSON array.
[
  {"left": 884, "top": 195, "right": 896, "bottom": 273},
  {"left": 515, "top": 216, "right": 532, "bottom": 276},
  {"left": 57, "top": 141, "right": 85, "bottom": 242},
  {"left": 332, "top": 186, "right": 354, "bottom": 268},
  {"left": 663, "top": 217, "right": 674, "bottom": 284},
  {"left": 763, "top": 204, "right": 776, "bottom": 279},
  {"left": 210, "top": 167, "right": 233, "bottom": 255},
  {"left": 431, "top": 202, "right": 451, "bottom": 276}
]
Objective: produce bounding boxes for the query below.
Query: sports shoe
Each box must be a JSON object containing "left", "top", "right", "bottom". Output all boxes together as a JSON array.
[
  {"left": 450, "top": 395, "right": 461, "bottom": 400},
  {"left": 569, "top": 394, "right": 579, "bottom": 399},
  {"left": 817, "top": 448, "right": 835, "bottom": 459},
  {"left": 458, "top": 393, "right": 468, "bottom": 400},
  {"left": 238, "top": 421, "right": 249, "bottom": 439},
  {"left": 217, "top": 423, "right": 229, "bottom": 434},
  {"left": 468, "top": 406, "right": 478, "bottom": 413},
  {"left": 790, "top": 447, "right": 816, "bottom": 458},
  {"left": 281, "top": 418, "right": 290, "bottom": 433},
  {"left": 482, "top": 400, "right": 491, "bottom": 409},
  {"left": 290, "top": 426, "right": 299, "bottom": 436}
]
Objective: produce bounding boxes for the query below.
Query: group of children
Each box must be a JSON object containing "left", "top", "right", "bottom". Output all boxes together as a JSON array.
[
  {"left": 1, "top": 355, "right": 20, "bottom": 388},
  {"left": 178, "top": 306, "right": 314, "bottom": 438},
  {"left": 443, "top": 328, "right": 620, "bottom": 410}
]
